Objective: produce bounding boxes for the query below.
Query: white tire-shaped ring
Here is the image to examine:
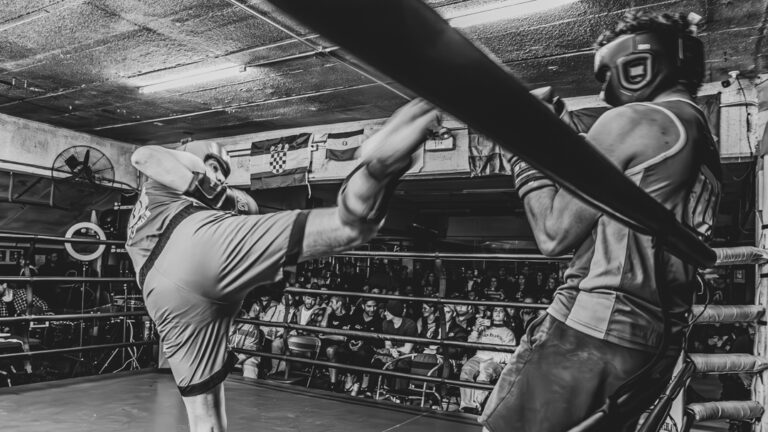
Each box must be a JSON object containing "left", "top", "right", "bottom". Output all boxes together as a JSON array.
[{"left": 64, "top": 222, "right": 106, "bottom": 262}]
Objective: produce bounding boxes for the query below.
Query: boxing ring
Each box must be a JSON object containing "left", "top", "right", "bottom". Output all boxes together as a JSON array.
[
  {"left": 0, "top": 233, "right": 765, "bottom": 432},
  {"left": 1, "top": 1, "right": 767, "bottom": 431}
]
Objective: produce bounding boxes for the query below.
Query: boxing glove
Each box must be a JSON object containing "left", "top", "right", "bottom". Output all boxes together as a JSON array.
[{"left": 530, "top": 86, "right": 580, "bottom": 132}]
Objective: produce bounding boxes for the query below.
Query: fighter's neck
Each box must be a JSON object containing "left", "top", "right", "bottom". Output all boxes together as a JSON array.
[{"left": 652, "top": 86, "right": 693, "bottom": 103}]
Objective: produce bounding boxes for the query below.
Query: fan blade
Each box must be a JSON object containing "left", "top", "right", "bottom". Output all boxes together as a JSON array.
[
  {"left": 64, "top": 155, "right": 82, "bottom": 173},
  {"left": 83, "top": 166, "right": 96, "bottom": 183},
  {"left": 82, "top": 149, "right": 91, "bottom": 167}
]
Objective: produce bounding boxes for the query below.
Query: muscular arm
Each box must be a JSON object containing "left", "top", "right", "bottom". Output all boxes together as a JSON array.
[
  {"left": 300, "top": 207, "right": 378, "bottom": 262},
  {"left": 300, "top": 99, "right": 438, "bottom": 261},
  {"left": 523, "top": 105, "right": 676, "bottom": 255},
  {"left": 130, "top": 145, "right": 205, "bottom": 192}
]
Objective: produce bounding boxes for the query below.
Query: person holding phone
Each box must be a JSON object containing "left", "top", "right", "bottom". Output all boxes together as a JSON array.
[{"left": 459, "top": 307, "right": 516, "bottom": 415}]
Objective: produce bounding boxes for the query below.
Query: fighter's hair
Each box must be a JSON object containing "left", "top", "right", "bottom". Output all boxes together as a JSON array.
[{"left": 596, "top": 11, "right": 703, "bottom": 95}]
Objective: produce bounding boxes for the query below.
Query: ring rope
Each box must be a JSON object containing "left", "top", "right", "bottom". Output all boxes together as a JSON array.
[
  {"left": 0, "top": 232, "right": 124, "bottom": 246},
  {"left": 0, "top": 341, "right": 156, "bottom": 361},
  {"left": 0, "top": 311, "right": 148, "bottom": 323},
  {"left": 232, "top": 348, "right": 496, "bottom": 391},
  {"left": 283, "top": 287, "right": 548, "bottom": 309},
  {"left": 713, "top": 246, "right": 768, "bottom": 266},
  {"left": 685, "top": 400, "right": 764, "bottom": 422},
  {"left": 2, "top": 227, "right": 756, "bottom": 266},
  {"left": 336, "top": 251, "right": 573, "bottom": 262},
  {"left": 689, "top": 305, "right": 764, "bottom": 324},
  {"left": 688, "top": 353, "right": 768, "bottom": 375},
  {"left": 1, "top": 276, "right": 136, "bottom": 283},
  {"left": 236, "top": 318, "right": 516, "bottom": 353}
]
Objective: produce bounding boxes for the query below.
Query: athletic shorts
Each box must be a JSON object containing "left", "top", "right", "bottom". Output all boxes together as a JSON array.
[
  {"left": 141, "top": 209, "right": 308, "bottom": 397},
  {"left": 479, "top": 313, "right": 677, "bottom": 432}
]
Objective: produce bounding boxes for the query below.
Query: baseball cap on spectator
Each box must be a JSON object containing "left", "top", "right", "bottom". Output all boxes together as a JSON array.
[{"left": 386, "top": 300, "right": 404, "bottom": 318}]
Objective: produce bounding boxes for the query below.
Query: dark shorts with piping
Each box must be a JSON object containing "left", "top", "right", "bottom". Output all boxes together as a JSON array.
[
  {"left": 479, "top": 313, "right": 678, "bottom": 432},
  {"left": 140, "top": 208, "right": 308, "bottom": 397}
]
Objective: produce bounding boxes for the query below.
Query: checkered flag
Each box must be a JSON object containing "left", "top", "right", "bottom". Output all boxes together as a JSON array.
[
  {"left": 269, "top": 143, "right": 288, "bottom": 174},
  {"left": 250, "top": 133, "right": 311, "bottom": 189}
]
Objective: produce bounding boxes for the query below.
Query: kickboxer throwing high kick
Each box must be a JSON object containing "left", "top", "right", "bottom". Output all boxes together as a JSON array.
[{"left": 125, "top": 99, "right": 438, "bottom": 432}]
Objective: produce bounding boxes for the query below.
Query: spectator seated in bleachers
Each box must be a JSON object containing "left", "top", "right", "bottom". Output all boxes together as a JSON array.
[
  {"left": 372, "top": 300, "right": 418, "bottom": 394},
  {"left": 483, "top": 277, "right": 504, "bottom": 301},
  {"left": 337, "top": 298, "right": 382, "bottom": 396},
  {"left": 454, "top": 300, "right": 476, "bottom": 331},
  {"left": 270, "top": 292, "right": 323, "bottom": 376},
  {"left": 0, "top": 282, "right": 49, "bottom": 320},
  {"left": 459, "top": 306, "right": 516, "bottom": 415},
  {"left": 229, "top": 308, "right": 263, "bottom": 379},
  {"left": 320, "top": 295, "right": 351, "bottom": 392},
  {"left": 417, "top": 302, "right": 440, "bottom": 344},
  {"left": 440, "top": 304, "right": 469, "bottom": 364},
  {"left": 438, "top": 304, "right": 469, "bottom": 401},
  {"left": 264, "top": 293, "right": 293, "bottom": 375},
  {"left": 0, "top": 280, "right": 50, "bottom": 376}
]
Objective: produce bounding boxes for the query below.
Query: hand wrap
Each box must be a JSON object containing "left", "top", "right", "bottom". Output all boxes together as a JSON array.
[
  {"left": 511, "top": 157, "right": 556, "bottom": 200},
  {"left": 337, "top": 161, "right": 409, "bottom": 226}
]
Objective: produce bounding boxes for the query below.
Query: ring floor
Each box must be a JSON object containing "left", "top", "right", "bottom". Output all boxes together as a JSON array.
[
  {"left": 0, "top": 370, "right": 732, "bottom": 431},
  {"left": 0, "top": 370, "right": 483, "bottom": 432}
]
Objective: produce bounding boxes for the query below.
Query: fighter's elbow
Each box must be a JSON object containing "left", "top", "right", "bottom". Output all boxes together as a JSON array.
[
  {"left": 338, "top": 218, "right": 379, "bottom": 247},
  {"left": 535, "top": 233, "right": 570, "bottom": 257},
  {"left": 538, "top": 242, "right": 563, "bottom": 257}
]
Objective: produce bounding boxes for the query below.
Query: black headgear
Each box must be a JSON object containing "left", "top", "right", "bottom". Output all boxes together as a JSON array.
[
  {"left": 594, "top": 31, "right": 704, "bottom": 106},
  {"left": 181, "top": 141, "right": 232, "bottom": 179}
]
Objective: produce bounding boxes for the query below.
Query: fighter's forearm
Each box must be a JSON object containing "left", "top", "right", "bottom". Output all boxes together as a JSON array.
[
  {"left": 299, "top": 165, "right": 393, "bottom": 261},
  {"left": 523, "top": 187, "right": 598, "bottom": 256},
  {"left": 300, "top": 208, "right": 378, "bottom": 262},
  {"left": 131, "top": 146, "right": 205, "bottom": 192}
]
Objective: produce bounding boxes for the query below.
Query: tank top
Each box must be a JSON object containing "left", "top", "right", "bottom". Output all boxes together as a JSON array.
[
  {"left": 547, "top": 98, "right": 721, "bottom": 352},
  {"left": 125, "top": 179, "right": 196, "bottom": 274}
]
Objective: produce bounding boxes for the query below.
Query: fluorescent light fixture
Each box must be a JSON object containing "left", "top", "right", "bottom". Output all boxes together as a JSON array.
[
  {"left": 447, "top": 0, "right": 579, "bottom": 28},
  {"left": 138, "top": 65, "right": 246, "bottom": 94}
]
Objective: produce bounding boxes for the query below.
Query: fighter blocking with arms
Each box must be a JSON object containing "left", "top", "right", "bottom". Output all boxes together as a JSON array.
[
  {"left": 125, "top": 99, "right": 438, "bottom": 432},
  {"left": 479, "top": 12, "right": 722, "bottom": 432}
]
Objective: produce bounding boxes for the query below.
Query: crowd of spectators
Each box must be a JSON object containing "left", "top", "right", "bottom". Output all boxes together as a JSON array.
[{"left": 231, "top": 258, "right": 561, "bottom": 412}]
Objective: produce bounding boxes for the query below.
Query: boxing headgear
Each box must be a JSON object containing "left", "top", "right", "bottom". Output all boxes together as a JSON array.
[
  {"left": 181, "top": 141, "right": 232, "bottom": 178},
  {"left": 594, "top": 31, "right": 704, "bottom": 106}
]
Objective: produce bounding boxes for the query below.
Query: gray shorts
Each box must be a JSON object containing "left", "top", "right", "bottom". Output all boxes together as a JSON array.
[
  {"left": 479, "top": 314, "right": 677, "bottom": 432},
  {"left": 142, "top": 209, "right": 307, "bottom": 396}
]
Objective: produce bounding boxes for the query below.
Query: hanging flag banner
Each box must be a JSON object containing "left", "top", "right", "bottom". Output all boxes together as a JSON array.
[
  {"left": 322, "top": 129, "right": 364, "bottom": 161},
  {"left": 310, "top": 126, "right": 425, "bottom": 181},
  {"left": 468, "top": 134, "right": 513, "bottom": 176},
  {"left": 249, "top": 133, "right": 311, "bottom": 189}
]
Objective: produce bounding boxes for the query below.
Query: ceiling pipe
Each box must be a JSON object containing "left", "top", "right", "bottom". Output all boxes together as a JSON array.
[
  {"left": 222, "top": 0, "right": 410, "bottom": 100},
  {"left": 89, "top": 81, "right": 378, "bottom": 131},
  {"left": 0, "top": 37, "right": 331, "bottom": 109}
]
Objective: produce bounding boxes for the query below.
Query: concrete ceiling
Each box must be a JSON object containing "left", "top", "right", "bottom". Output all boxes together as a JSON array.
[{"left": 0, "top": 0, "right": 764, "bottom": 146}]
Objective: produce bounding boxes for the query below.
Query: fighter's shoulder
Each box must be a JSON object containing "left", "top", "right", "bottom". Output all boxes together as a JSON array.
[
  {"left": 587, "top": 103, "right": 679, "bottom": 166},
  {"left": 592, "top": 103, "right": 676, "bottom": 135}
]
